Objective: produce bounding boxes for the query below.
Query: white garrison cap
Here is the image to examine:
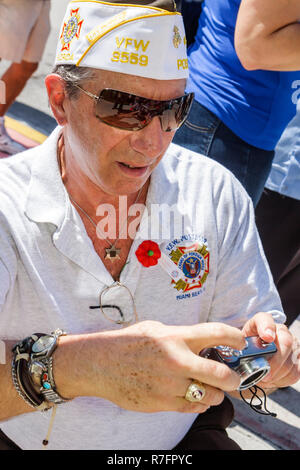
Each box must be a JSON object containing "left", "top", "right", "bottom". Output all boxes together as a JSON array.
[{"left": 55, "top": 0, "right": 189, "bottom": 80}]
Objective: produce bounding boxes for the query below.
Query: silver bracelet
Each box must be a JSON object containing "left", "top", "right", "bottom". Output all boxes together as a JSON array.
[
  {"left": 28, "top": 329, "right": 70, "bottom": 406},
  {"left": 39, "top": 356, "right": 69, "bottom": 405},
  {"left": 11, "top": 343, "right": 50, "bottom": 411}
]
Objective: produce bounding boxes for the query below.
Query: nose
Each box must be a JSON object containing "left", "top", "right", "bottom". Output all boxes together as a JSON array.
[{"left": 129, "top": 116, "right": 166, "bottom": 160}]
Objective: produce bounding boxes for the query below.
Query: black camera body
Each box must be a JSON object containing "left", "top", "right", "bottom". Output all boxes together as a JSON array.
[{"left": 201, "top": 336, "right": 277, "bottom": 390}]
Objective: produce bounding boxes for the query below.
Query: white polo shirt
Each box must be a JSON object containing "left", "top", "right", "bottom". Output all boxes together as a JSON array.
[{"left": 0, "top": 127, "right": 284, "bottom": 450}]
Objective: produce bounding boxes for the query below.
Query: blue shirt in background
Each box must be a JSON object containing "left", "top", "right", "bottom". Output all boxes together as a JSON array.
[{"left": 186, "top": 0, "right": 300, "bottom": 150}]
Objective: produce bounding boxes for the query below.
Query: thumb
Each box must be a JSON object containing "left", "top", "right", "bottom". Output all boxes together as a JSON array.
[
  {"left": 242, "top": 313, "right": 276, "bottom": 343},
  {"left": 183, "top": 322, "right": 246, "bottom": 354}
]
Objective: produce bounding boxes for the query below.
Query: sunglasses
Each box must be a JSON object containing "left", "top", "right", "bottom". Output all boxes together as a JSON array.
[{"left": 74, "top": 85, "right": 194, "bottom": 132}]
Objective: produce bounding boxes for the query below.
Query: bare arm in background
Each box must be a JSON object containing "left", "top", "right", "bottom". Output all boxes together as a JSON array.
[{"left": 235, "top": 0, "right": 300, "bottom": 71}]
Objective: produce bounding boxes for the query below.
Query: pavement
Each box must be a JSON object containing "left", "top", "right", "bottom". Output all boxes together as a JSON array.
[{"left": 0, "top": 0, "right": 299, "bottom": 451}]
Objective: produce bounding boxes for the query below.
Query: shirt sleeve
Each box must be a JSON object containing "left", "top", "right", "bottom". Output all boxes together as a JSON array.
[
  {"left": 0, "top": 215, "right": 17, "bottom": 313},
  {"left": 0, "top": 258, "right": 10, "bottom": 312},
  {"left": 208, "top": 184, "right": 286, "bottom": 328}
]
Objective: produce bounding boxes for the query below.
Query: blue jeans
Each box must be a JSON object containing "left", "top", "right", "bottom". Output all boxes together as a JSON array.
[{"left": 173, "top": 100, "right": 275, "bottom": 207}]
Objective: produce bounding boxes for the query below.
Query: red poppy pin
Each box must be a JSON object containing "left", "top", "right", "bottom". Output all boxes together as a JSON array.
[{"left": 135, "top": 240, "right": 161, "bottom": 267}]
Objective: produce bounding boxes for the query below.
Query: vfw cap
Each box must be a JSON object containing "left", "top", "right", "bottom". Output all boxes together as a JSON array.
[{"left": 55, "top": 0, "right": 189, "bottom": 80}]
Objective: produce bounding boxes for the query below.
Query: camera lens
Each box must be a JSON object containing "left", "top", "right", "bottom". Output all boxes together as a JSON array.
[
  {"left": 240, "top": 370, "right": 268, "bottom": 388},
  {"left": 236, "top": 357, "right": 271, "bottom": 390}
]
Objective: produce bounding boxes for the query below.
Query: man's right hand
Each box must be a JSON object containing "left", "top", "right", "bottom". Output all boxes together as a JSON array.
[{"left": 54, "top": 320, "right": 246, "bottom": 414}]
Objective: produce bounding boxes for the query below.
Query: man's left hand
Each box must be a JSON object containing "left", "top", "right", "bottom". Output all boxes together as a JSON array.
[{"left": 242, "top": 313, "right": 300, "bottom": 389}]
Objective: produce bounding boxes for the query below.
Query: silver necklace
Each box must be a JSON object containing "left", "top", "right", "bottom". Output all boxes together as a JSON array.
[
  {"left": 69, "top": 187, "right": 144, "bottom": 262},
  {"left": 58, "top": 134, "right": 145, "bottom": 262}
]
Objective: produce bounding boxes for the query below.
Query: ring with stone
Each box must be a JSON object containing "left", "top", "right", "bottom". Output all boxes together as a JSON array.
[{"left": 185, "top": 380, "right": 206, "bottom": 402}]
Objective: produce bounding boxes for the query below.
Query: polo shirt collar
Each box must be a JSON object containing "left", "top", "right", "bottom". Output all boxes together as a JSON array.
[{"left": 25, "top": 126, "right": 66, "bottom": 228}]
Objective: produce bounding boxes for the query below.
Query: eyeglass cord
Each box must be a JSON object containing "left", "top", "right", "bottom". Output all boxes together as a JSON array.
[{"left": 239, "top": 385, "right": 277, "bottom": 417}]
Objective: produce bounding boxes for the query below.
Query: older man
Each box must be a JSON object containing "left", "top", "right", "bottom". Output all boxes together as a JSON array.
[{"left": 0, "top": 0, "right": 299, "bottom": 451}]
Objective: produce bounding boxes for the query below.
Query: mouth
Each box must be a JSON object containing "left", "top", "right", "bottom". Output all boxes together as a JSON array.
[
  {"left": 117, "top": 161, "right": 150, "bottom": 177},
  {"left": 120, "top": 162, "right": 148, "bottom": 169}
]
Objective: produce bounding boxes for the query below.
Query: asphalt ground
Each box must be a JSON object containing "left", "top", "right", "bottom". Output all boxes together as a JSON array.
[{"left": 0, "top": 0, "right": 299, "bottom": 451}]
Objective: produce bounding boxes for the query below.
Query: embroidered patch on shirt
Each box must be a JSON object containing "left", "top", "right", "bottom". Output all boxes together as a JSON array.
[{"left": 164, "top": 235, "right": 210, "bottom": 296}]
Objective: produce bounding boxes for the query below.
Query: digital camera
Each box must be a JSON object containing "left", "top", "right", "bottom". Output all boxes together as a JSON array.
[{"left": 200, "top": 336, "right": 277, "bottom": 390}]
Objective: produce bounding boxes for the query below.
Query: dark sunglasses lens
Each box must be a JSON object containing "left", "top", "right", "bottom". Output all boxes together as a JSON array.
[
  {"left": 95, "top": 89, "right": 194, "bottom": 132},
  {"left": 159, "top": 93, "right": 194, "bottom": 132},
  {"left": 95, "top": 89, "right": 149, "bottom": 131}
]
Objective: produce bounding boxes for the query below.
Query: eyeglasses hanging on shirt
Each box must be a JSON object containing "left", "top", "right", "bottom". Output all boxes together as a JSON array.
[{"left": 90, "top": 281, "right": 138, "bottom": 327}]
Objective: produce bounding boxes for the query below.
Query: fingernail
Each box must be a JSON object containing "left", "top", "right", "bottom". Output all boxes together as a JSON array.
[{"left": 265, "top": 329, "right": 275, "bottom": 340}]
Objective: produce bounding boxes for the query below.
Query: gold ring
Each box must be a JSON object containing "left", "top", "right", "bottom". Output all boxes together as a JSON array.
[{"left": 185, "top": 380, "right": 206, "bottom": 402}]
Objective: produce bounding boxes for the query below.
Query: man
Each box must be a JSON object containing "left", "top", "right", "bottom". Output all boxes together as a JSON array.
[
  {"left": 0, "top": 0, "right": 51, "bottom": 154},
  {"left": 0, "top": 0, "right": 299, "bottom": 450}
]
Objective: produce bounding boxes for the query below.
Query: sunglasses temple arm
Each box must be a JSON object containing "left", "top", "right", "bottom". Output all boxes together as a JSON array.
[{"left": 73, "top": 84, "right": 98, "bottom": 101}]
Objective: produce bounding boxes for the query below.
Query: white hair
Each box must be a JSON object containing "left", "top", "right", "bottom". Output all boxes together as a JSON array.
[{"left": 52, "top": 65, "right": 97, "bottom": 99}]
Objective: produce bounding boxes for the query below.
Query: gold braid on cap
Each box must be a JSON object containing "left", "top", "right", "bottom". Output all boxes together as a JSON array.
[{"left": 105, "top": 0, "right": 177, "bottom": 12}]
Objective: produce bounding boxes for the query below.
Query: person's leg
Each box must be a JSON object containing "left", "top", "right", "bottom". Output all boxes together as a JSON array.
[
  {"left": 0, "top": 60, "right": 5, "bottom": 106},
  {"left": 173, "top": 396, "right": 241, "bottom": 450},
  {"left": 0, "top": 428, "right": 21, "bottom": 450},
  {"left": 0, "top": 60, "right": 38, "bottom": 117},
  {"left": 207, "top": 121, "right": 274, "bottom": 207},
  {"left": 0, "top": 60, "right": 39, "bottom": 155},
  {"left": 0, "top": 0, "right": 50, "bottom": 155},
  {"left": 173, "top": 100, "right": 221, "bottom": 155},
  {"left": 256, "top": 189, "right": 300, "bottom": 327},
  {"left": 277, "top": 261, "right": 300, "bottom": 327},
  {"left": 21, "top": 0, "right": 51, "bottom": 66},
  {"left": 255, "top": 189, "right": 300, "bottom": 281}
]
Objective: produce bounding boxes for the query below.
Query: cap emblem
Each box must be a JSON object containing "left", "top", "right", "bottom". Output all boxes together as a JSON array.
[{"left": 60, "top": 8, "right": 84, "bottom": 52}]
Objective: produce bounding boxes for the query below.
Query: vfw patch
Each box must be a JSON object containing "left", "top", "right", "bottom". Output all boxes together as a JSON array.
[
  {"left": 169, "top": 242, "right": 209, "bottom": 292},
  {"left": 60, "top": 8, "right": 84, "bottom": 52}
]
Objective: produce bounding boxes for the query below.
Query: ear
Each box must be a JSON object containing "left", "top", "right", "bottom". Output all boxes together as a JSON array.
[{"left": 45, "top": 74, "right": 68, "bottom": 126}]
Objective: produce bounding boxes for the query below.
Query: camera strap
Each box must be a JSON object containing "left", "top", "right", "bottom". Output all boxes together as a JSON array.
[{"left": 239, "top": 385, "right": 277, "bottom": 418}]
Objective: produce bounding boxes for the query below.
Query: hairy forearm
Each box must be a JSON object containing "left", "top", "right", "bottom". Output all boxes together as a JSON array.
[
  {"left": 0, "top": 333, "right": 105, "bottom": 422},
  {"left": 52, "top": 332, "right": 109, "bottom": 400},
  {"left": 2, "top": 321, "right": 277, "bottom": 420}
]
